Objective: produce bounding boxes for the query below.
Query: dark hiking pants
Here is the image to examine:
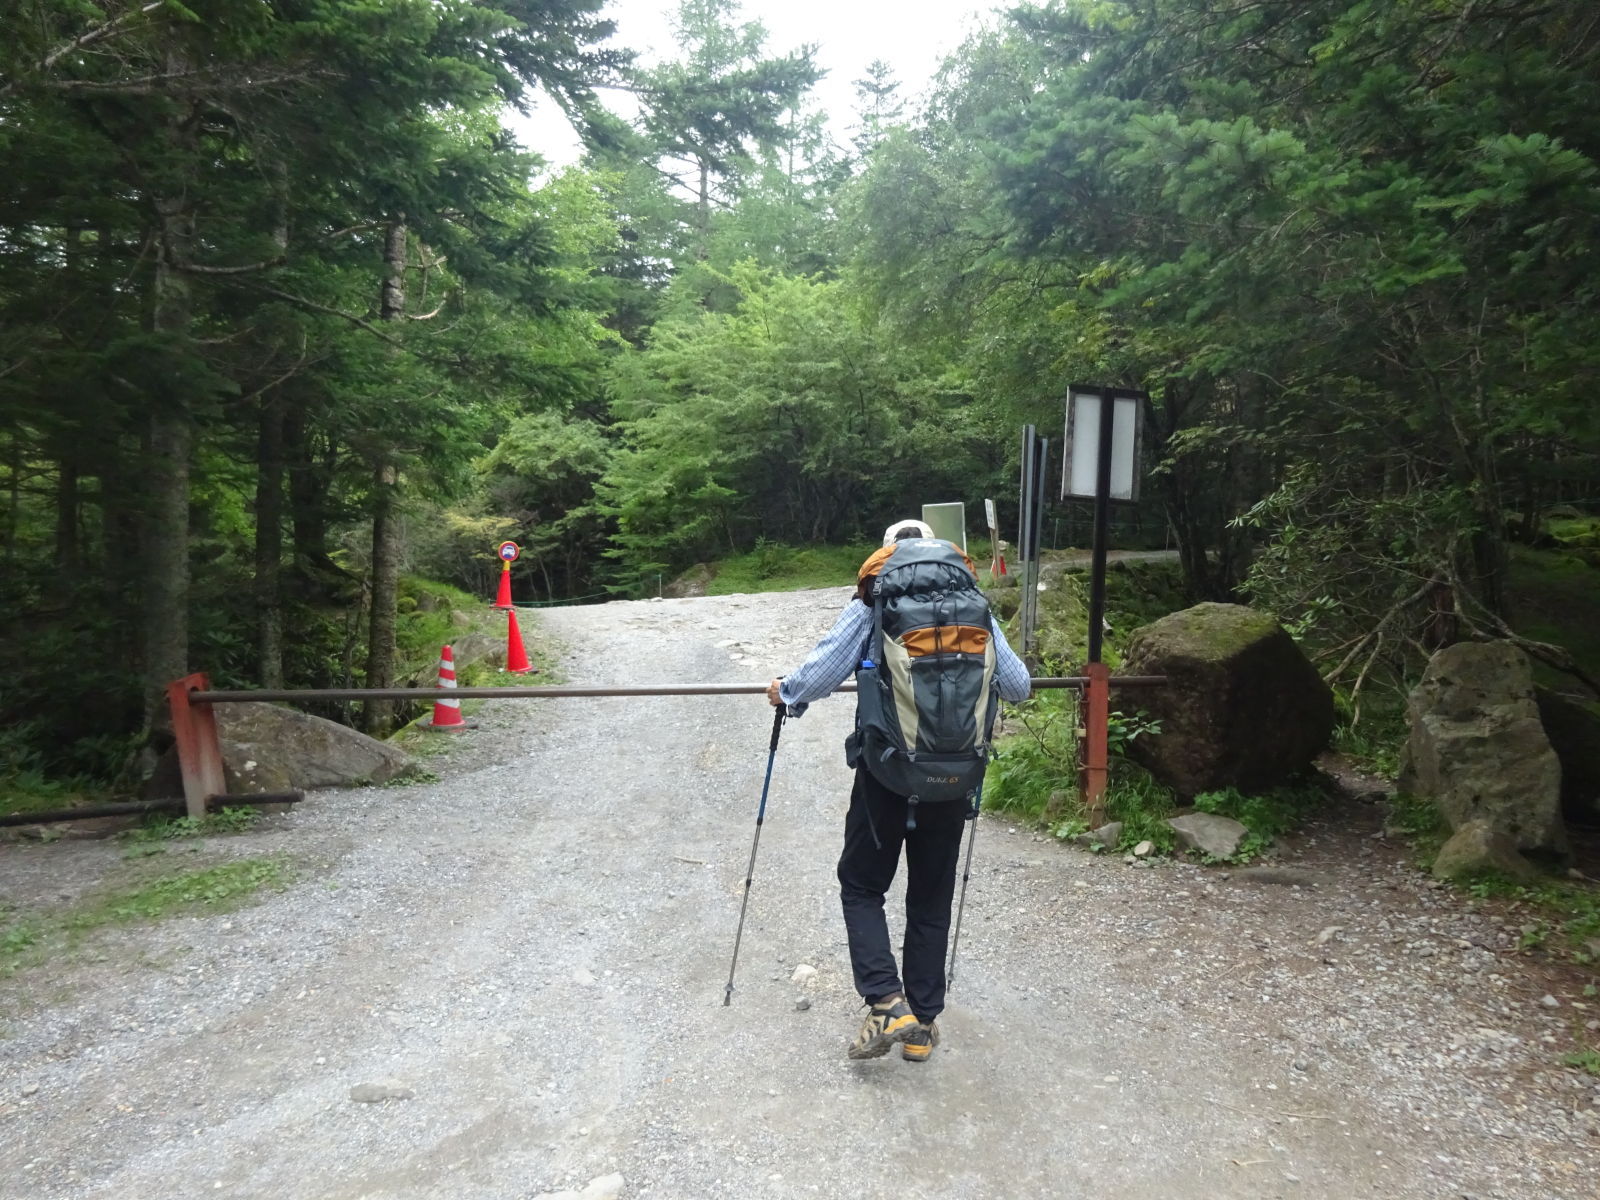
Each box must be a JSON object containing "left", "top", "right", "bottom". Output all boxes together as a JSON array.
[{"left": 837, "top": 765, "right": 970, "bottom": 1022}]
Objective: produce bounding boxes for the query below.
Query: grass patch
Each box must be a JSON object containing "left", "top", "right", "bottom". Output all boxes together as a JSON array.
[
  {"left": 984, "top": 690, "right": 1181, "bottom": 855},
  {"left": 1333, "top": 694, "right": 1408, "bottom": 779},
  {"left": 123, "top": 807, "right": 261, "bottom": 843},
  {"left": 1091, "top": 766, "right": 1180, "bottom": 854},
  {"left": 67, "top": 858, "right": 289, "bottom": 929},
  {"left": 985, "top": 689, "right": 1080, "bottom": 821},
  {"left": 0, "top": 770, "right": 112, "bottom": 821},
  {"left": 705, "top": 541, "right": 876, "bottom": 596},
  {"left": 0, "top": 856, "right": 290, "bottom": 976},
  {"left": 1563, "top": 1049, "right": 1600, "bottom": 1076},
  {"left": 1383, "top": 791, "right": 1451, "bottom": 863},
  {"left": 1454, "top": 873, "right": 1600, "bottom": 964}
]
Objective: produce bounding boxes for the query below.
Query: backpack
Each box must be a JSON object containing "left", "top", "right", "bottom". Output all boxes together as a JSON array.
[{"left": 847, "top": 538, "right": 1000, "bottom": 817}]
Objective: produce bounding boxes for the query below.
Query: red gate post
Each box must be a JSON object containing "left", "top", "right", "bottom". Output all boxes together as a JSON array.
[
  {"left": 1082, "top": 662, "right": 1111, "bottom": 828},
  {"left": 167, "top": 673, "right": 226, "bottom": 821}
]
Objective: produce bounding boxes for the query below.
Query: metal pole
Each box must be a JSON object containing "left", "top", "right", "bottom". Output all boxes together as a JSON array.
[
  {"left": 1087, "top": 390, "right": 1115, "bottom": 664},
  {"left": 724, "top": 706, "right": 785, "bottom": 1005},
  {"left": 0, "top": 792, "right": 302, "bottom": 829},
  {"left": 946, "top": 786, "right": 983, "bottom": 989},
  {"left": 1083, "top": 388, "right": 1117, "bottom": 825},
  {"left": 186, "top": 678, "right": 1167, "bottom": 704},
  {"left": 190, "top": 678, "right": 1164, "bottom": 704}
]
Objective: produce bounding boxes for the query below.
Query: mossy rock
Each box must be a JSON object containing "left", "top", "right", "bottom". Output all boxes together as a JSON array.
[{"left": 1121, "top": 603, "right": 1336, "bottom": 797}]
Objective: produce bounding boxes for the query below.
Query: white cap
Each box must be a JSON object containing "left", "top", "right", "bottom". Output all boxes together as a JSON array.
[{"left": 881, "top": 519, "right": 935, "bottom": 547}]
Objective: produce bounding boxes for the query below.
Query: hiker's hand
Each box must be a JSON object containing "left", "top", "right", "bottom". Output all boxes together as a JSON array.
[{"left": 766, "top": 678, "right": 784, "bottom": 706}]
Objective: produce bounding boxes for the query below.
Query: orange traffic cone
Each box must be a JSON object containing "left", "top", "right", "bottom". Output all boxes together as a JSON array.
[
  {"left": 422, "top": 645, "right": 475, "bottom": 731},
  {"left": 505, "top": 608, "right": 535, "bottom": 674},
  {"left": 493, "top": 561, "right": 513, "bottom": 609}
]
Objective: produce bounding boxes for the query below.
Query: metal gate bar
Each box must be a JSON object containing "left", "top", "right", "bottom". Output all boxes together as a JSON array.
[
  {"left": 168, "top": 673, "right": 1167, "bottom": 822},
  {"left": 187, "top": 677, "right": 1168, "bottom": 705}
]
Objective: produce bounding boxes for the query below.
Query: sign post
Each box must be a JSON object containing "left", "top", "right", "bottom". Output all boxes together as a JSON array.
[
  {"left": 1062, "top": 386, "right": 1146, "bottom": 824},
  {"left": 1016, "top": 427, "right": 1051, "bottom": 659},
  {"left": 983, "top": 498, "right": 1004, "bottom": 577},
  {"left": 493, "top": 540, "right": 520, "bottom": 609}
]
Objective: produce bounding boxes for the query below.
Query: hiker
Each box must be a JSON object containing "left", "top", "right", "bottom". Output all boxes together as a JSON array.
[{"left": 766, "top": 519, "right": 1031, "bottom": 1061}]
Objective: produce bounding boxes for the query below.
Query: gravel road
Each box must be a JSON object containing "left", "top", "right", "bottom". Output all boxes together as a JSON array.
[{"left": 3, "top": 587, "right": 1598, "bottom": 1200}]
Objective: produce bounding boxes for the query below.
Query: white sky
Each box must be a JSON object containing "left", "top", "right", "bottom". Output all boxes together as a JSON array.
[{"left": 510, "top": 0, "right": 996, "bottom": 171}]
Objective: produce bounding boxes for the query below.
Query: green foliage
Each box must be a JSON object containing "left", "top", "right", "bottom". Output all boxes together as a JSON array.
[
  {"left": 598, "top": 262, "right": 995, "bottom": 588},
  {"left": 124, "top": 808, "right": 261, "bottom": 843},
  {"left": 1095, "top": 767, "right": 1180, "bottom": 855},
  {"left": 1333, "top": 696, "right": 1408, "bottom": 779},
  {"left": 1385, "top": 792, "right": 1447, "bottom": 840},
  {"left": 1562, "top": 1050, "right": 1600, "bottom": 1077},
  {"left": 985, "top": 689, "right": 1079, "bottom": 820},
  {"left": 1457, "top": 874, "right": 1600, "bottom": 964},
  {"left": 705, "top": 542, "right": 875, "bottom": 595}
]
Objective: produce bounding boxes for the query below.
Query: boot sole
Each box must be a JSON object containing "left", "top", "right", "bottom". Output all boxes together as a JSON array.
[{"left": 846, "top": 1014, "right": 919, "bottom": 1060}]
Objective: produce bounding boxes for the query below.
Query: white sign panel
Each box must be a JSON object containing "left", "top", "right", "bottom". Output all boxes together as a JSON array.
[
  {"left": 1063, "top": 389, "right": 1143, "bottom": 501},
  {"left": 984, "top": 498, "right": 998, "bottom": 531},
  {"left": 921, "top": 502, "right": 967, "bottom": 552}
]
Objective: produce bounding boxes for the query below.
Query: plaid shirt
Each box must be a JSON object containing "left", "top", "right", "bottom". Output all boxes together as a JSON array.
[{"left": 778, "top": 599, "right": 1032, "bottom": 714}]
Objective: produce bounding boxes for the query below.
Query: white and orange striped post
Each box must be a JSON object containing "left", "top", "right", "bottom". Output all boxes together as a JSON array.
[{"left": 421, "top": 645, "right": 475, "bottom": 731}]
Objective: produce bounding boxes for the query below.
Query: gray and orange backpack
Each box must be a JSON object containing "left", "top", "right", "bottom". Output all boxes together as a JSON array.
[{"left": 847, "top": 537, "right": 999, "bottom": 823}]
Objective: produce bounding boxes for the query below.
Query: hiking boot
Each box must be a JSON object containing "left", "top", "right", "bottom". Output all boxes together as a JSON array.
[
  {"left": 901, "top": 1020, "right": 940, "bottom": 1063},
  {"left": 846, "top": 996, "right": 918, "bottom": 1059}
]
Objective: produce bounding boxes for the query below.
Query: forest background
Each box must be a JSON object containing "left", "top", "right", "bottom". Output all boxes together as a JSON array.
[{"left": 2, "top": 0, "right": 1598, "bottom": 800}]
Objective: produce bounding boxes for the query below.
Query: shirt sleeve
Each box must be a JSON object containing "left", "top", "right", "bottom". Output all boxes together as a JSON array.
[
  {"left": 990, "top": 613, "right": 1033, "bottom": 702},
  {"left": 777, "top": 600, "right": 872, "bottom": 714}
]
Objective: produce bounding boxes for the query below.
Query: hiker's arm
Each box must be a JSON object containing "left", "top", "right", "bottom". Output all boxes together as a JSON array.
[
  {"left": 989, "top": 613, "right": 1033, "bottom": 702},
  {"left": 773, "top": 601, "right": 871, "bottom": 714}
]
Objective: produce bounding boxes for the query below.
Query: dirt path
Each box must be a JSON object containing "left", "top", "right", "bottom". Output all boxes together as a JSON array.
[{"left": 2, "top": 589, "right": 1597, "bottom": 1199}]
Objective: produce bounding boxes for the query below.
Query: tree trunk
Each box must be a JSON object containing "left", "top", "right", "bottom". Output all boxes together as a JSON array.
[
  {"left": 284, "top": 399, "right": 337, "bottom": 600},
  {"left": 696, "top": 160, "right": 711, "bottom": 262},
  {"left": 5, "top": 439, "right": 19, "bottom": 574},
  {"left": 54, "top": 454, "right": 80, "bottom": 574},
  {"left": 140, "top": 151, "right": 196, "bottom": 730},
  {"left": 363, "top": 219, "right": 407, "bottom": 735},
  {"left": 254, "top": 393, "right": 285, "bottom": 688}
]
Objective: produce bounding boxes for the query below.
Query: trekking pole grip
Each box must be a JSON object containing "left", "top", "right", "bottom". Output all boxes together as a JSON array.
[{"left": 768, "top": 702, "right": 785, "bottom": 752}]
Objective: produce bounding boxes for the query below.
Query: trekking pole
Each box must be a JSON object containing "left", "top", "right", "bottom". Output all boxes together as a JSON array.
[
  {"left": 723, "top": 703, "right": 786, "bottom": 1006},
  {"left": 946, "top": 781, "right": 984, "bottom": 989}
]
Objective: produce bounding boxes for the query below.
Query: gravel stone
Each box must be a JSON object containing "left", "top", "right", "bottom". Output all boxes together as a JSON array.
[{"left": 348, "top": 1081, "right": 413, "bottom": 1103}]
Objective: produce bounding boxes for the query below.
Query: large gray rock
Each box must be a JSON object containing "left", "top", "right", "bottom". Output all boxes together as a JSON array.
[
  {"left": 663, "top": 563, "right": 715, "bottom": 598},
  {"left": 1431, "top": 820, "right": 1540, "bottom": 884},
  {"left": 1120, "top": 603, "right": 1335, "bottom": 796},
  {"left": 215, "top": 702, "right": 418, "bottom": 790},
  {"left": 1167, "top": 811, "right": 1248, "bottom": 859},
  {"left": 1400, "top": 642, "right": 1566, "bottom": 858},
  {"left": 1536, "top": 688, "right": 1600, "bottom": 825}
]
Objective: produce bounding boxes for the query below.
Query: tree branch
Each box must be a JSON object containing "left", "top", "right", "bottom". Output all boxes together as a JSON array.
[
  {"left": 0, "top": 1, "right": 166, "bottom": 97},
  {"left": 176, "top": 255, "right": 286, "bottom": 276},
  {"left": 255, "top": 286, "right": 406, "bottom": 350}
]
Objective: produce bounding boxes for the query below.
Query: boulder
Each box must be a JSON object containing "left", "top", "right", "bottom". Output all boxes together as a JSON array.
[
  {"left": 1073, "top": 821, "right": 1123, "bottom": 849},
  {"left": 1535, "top": 688, "right": 1600, "bottom": 826},
  {"left": 1431, "top": 820, "right": 1541, "bottom": 884},
  {"left": 1167, "top": 811, "right": 1247, "bottom": 859},
  {"left": 214, "top": 702, "right": 419, "bottom": 790},
  {"left": 1400, "top": 642, "right": 1566, "bottom": 858},
  {"left": 663, "top": 563, "right": 715, "bottom": 598},
  {"left": 449, "top": 632, "right": 505, "bottom": 674},
  {"left": 1119, "top": 603, "right": 1336, "bottom": 796}
]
